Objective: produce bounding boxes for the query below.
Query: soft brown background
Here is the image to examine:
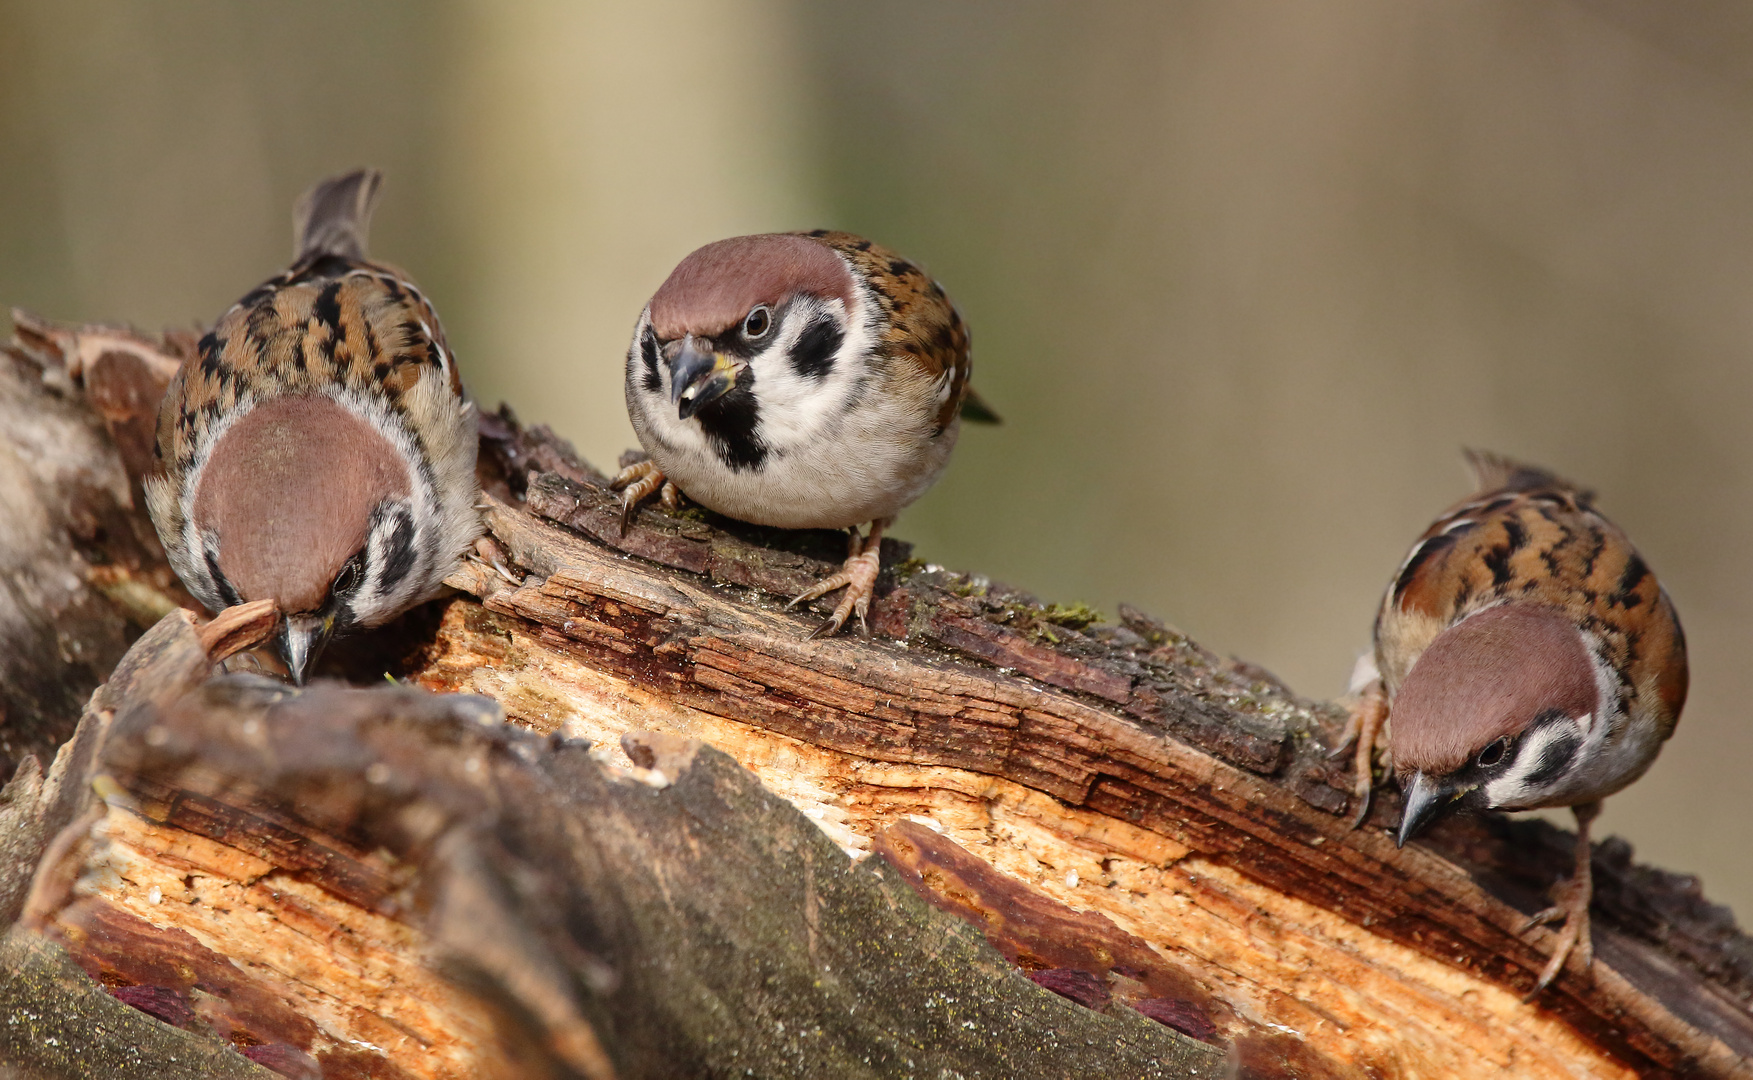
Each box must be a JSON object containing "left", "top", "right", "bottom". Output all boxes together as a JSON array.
[{"left": 3, "top": 2, "right": 1748, "bottom": 914}]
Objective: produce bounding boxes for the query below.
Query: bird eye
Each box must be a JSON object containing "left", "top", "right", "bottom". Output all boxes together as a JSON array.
[
  {"left": 1476, "top": 737, "right": 1510, "bottom": 768},
  {"left": 743, "top": 306, "right": 771, "bottom": 338},
  {"left": 333, "top": 556, "right": 363, "bottom": 597}
]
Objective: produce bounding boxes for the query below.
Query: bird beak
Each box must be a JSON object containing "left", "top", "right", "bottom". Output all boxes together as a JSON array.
[
  {"left": 668, "top": 336, "right": 743, "bottom": 420},
  {"left": 277, "top": 612, "right": 335, "bottom": 686},
  {"left": 1396, "top": 770, "right": 1463, "bottom": 848}
]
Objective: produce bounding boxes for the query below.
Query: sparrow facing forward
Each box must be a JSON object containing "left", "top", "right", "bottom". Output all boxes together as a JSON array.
[
  {"left": 1339, "top": 451, "right": 1687, "bottom": 998},
  {"left": 616, "top": 230, "right": 996, "bottom": 636},
  {"left": 145, "top": 169, "right": 481, "bottom": 682}
]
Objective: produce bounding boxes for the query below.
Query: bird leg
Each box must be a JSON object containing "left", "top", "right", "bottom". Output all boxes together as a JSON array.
[
  {"left": 1331, "top": 676, "right": 1389, "bottom": 829},
  {"left": 786, "top": 519, "right": 889, "bottom": 638},
  {"left": 609, "top": 459, "right": 683, "bottom": 536},
  {"left": 1520, "top": 800, "right": 1600, "bottom": 1000}
]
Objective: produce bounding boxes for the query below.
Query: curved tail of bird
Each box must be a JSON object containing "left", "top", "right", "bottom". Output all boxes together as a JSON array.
[
  {"left": 1462, "top": 447, "right": 1592, "bottom": 502},
  {"left": 293, "top": 168, "right": 384, "bottom": 262}
]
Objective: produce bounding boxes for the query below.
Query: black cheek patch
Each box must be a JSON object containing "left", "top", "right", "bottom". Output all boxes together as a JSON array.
[
  {"left": 204, "top": 548, "right": 243, "bottom": 608},
  {"left": 375, "top": 506, "right": 419, "bottom": 596},
  {"left": 1523, "top": 732, "right": 1581, "bottom": 788},
  {"left": 788, "top": 319, "right": 843, "bottom": 380},
  {"left": 640, "top": 327, "right": 662, "bottom": 393}
]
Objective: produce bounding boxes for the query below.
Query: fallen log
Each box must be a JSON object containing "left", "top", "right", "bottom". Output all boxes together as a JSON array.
[{"left": 2, "top": 312, "right": 1750, "bottom": 1079}]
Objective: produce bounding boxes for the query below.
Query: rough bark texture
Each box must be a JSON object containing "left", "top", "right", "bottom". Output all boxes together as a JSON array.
[
  {"left": 0, "top": 930, "right": 275, "bottom": 1080},
  {"left": 10, "top": 609, "right": 1222, "bottom": 1079},
  {"left": 2, "top": 312, "right": 1751, "bottom": 1079},
  {"left": 0, "top": 311, "right": 194, "bottom": 781}
]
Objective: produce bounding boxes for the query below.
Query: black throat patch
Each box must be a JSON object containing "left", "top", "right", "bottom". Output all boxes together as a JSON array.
[{"left": 694, "top": 366, "right": 768, "bottom": 472}]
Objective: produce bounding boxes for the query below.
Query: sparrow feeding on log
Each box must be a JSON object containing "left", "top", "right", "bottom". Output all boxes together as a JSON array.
[
  {"left": 1339, "top": 450, "right": 1687, "bottom": 997},
  {"left": 616, "top": 230, "right": 997, "bottom": 637},
  {"left": 145, "top": 169, "right": 481, "bottom": 683}
]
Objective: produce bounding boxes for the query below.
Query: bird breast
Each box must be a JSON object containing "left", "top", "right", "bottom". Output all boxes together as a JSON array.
[{"left": 633, "top": 375, "right": 960, "bottom": 530}]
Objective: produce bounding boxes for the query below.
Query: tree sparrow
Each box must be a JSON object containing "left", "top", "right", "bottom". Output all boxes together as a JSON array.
[
  {"left": 1339, "top": 450, "right": 1687, "bottom": 997},
  {"left": 145, "top": 169, "right": 481, "bottom": 682},
  {"left": 615, "top": 230, "right": 996, "bottom": 637}
]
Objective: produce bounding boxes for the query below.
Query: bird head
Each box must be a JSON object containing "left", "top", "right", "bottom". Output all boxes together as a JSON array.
[
  {"left": 1390, "top": 603, "right": 1605, "bottom": 847},
  {"left": 624, "top": 233, "right": 872, "bottom": 460},
  {"left": 187, "top": 395, "right": 427, "bottom": 684}
]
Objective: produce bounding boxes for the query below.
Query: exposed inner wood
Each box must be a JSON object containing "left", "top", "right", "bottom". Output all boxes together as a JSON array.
[
  {"left": 62, "top": 812, "right": 499, "bottom": 1080},
  {"left": 395, "top": 495, "right": 1713, "bottom": 1079},
  {"left": 21, "top": 610, "right": 1227, "bottom": 1080}
]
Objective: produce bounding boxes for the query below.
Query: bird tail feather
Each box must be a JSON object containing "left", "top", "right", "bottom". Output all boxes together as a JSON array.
[
  {"left": 293, "top": 168, "right": 383, "bottom": 262},
  {"left": 1462, "top": 448, "right": 1593, "bottom": 503},
  {"left": 959, "top": 386, "right": 1002, "bottom": 425}
]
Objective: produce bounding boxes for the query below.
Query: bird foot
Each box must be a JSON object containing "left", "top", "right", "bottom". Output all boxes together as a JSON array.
[
  {"left": 1520, "top": 893, "right": 1592, "bottom": 1001},
  {"left": 472, "top": 536, "right": 521, "bottom": 585},
  {"left": 609, "top": 460, "right": 682, "bottom": 536},
  {"left": 786, "top": 521, "right": 887, "bottom": 638},
  {"left": 1334, "top": 678, "right": 1389, "bottom": 829},
  {"left": 1520, "top": 802, "right": 1600, "bottom": 1000}
]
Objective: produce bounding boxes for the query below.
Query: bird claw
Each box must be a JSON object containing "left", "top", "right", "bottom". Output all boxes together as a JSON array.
[
  {"left": 1519, "top": 904, "right": 1567, "bottom": 934},
  {"left": 787, "top": 569, "right": 853, "bottom": 610},
  {"left": 1338, "top": 679, "right": 1389, "bottom": 831},
  {"left": 1348, "top": 784, "right": 1374, "bottom": 831},
  {"left": 471, "top": 537, "right": 520, "bottom": 585},
  {"left": 788, "top": 523, "right": 885, "bottom": 639},
  {"left": 1523, "top": 904, "right": 1592, "bottom": 1001},
  {"left": 806, "top": 584, "right": 872, "bottom": 639},
  {"left": 609, "top": 460, "right": 669, "bottom": 537},
  {"left": 1327, "top": 730, "right": 1358, "bottom": 761},
  {"left": 808, "top": 610, "right": 854, "bottom": 640}
]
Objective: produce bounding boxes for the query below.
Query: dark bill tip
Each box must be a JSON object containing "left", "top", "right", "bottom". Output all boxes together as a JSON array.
[
  {"left": 668, "top": 338, "right": 738, "bottom": 420},
  {"left": 277, "top": 612, "right": 335, "bottom": 686},
  {"left": 1395, "top": 770, "right": 1461, "bottom": 848}
]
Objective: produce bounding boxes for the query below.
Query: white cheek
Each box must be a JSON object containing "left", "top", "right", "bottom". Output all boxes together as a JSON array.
[
  {"left": 624, "top": 307, "right": 667, "bottom": 400},
  {"left": 743, "top": 295, "right": 877, "bottom": 452},
  {"left": 1483, "top": 718, "right": 1587, "bottom": 808}
]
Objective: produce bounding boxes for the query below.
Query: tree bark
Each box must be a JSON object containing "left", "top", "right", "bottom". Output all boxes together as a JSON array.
[{"left": 2, "top": 312, "right": 1750, "bottom": 1079}]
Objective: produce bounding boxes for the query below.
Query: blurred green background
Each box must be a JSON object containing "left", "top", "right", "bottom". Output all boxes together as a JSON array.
[{"left": 4, "top": 1, "right": 1749, "bottom": 915}]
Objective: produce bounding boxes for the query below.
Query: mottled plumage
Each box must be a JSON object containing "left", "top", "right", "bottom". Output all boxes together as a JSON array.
[
  {"left": 1375, "top": 452, "right": 1686, "bottom": 744},
  {"left": 618, "top": 230, "right": 991, "bottom": 637},
  {"left": 1342, "top": 450, "right": 1687, "bottom": 997},
  {"left": 146, "top": 169, "right": 480, "bottom": 681}
]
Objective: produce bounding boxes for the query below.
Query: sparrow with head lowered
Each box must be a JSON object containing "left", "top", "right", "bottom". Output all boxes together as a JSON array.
[
  {"left": 146, "top": 169, "right": 482, "bottom": 682},
  {"left": 615, "top": 230, "right": 996, "bottom": 637},
  {"left": 1338, "top": 451, "right": 1687, "bottom": 997}
]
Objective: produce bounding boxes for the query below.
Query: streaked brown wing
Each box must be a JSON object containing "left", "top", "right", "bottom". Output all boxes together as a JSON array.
[
  {"left": 1376, "top": 465, "right": 1686, "bottom": 736},
  {"left": 154, "top": 258, "right": 459, "bottom": 480},
  {"left": 804, "top": 231, "right": 972, "bottom": 434}
]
